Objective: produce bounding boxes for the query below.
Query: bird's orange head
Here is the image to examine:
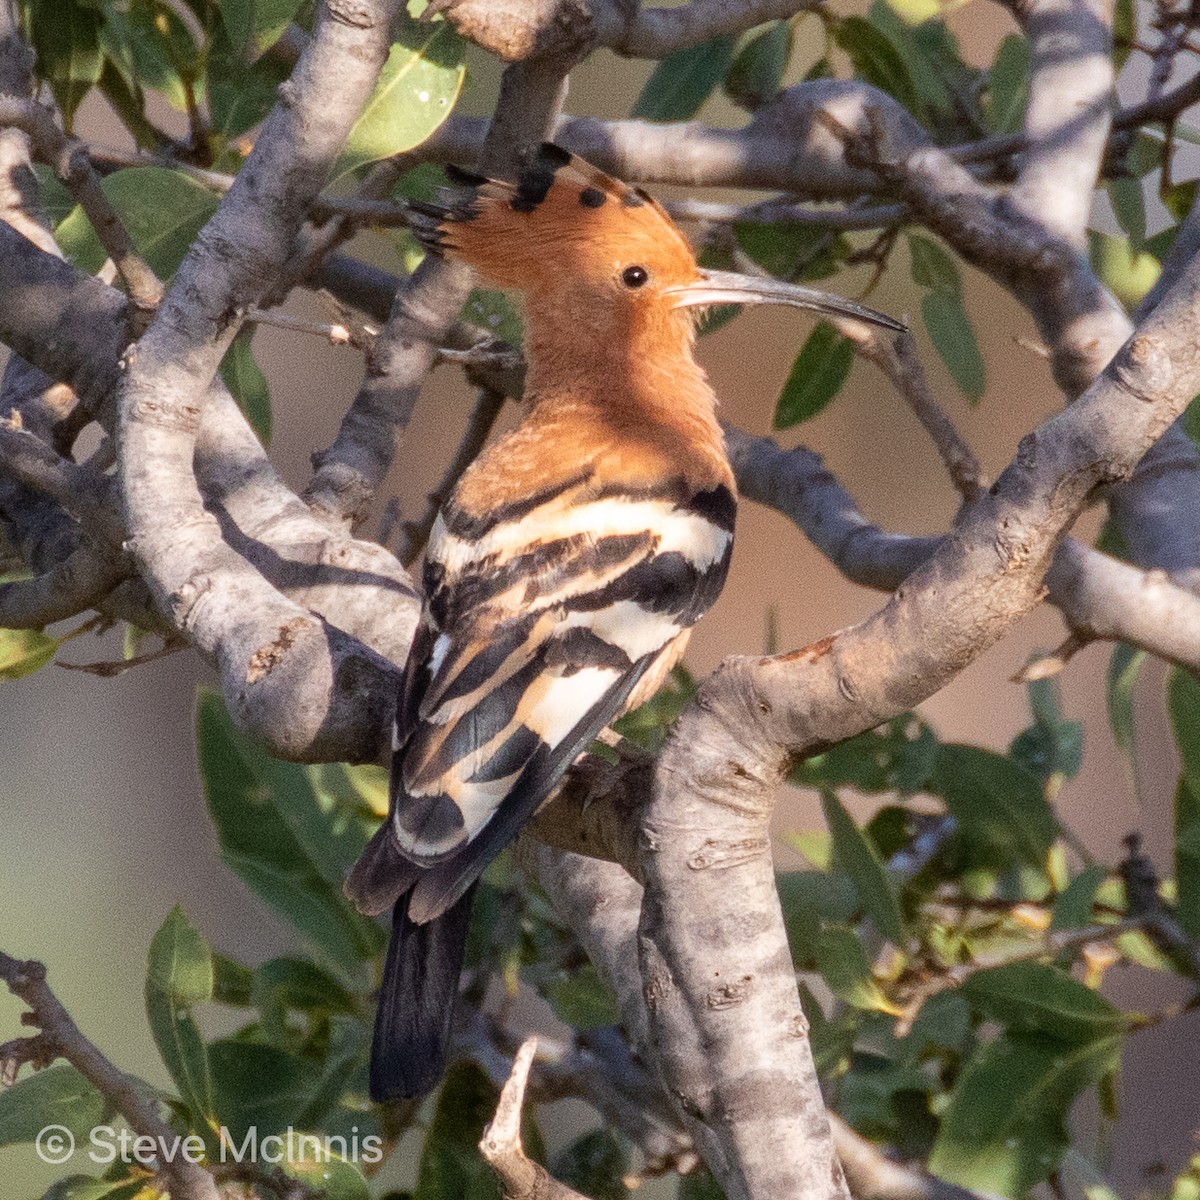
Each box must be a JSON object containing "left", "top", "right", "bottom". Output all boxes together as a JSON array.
[
  {"left": 411, "top": 143, "right": 703, "bottom": 325},
  {"left": 408, "top": 144, "right": 903, "bottom": 391}
]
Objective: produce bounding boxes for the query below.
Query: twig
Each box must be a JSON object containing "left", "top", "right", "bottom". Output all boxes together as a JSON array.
[
  {"left": 0, "top": 96, "right": 162, "bottom": 314},
  {"left": 399, "top": 387, "right": 506, "bottom": 565},
  {"left": 0, "top": 951, "right": 220, "bottom": 1200},
  {"left": 56, "top": 638, "right": 185, "bottom": 676},
  {"left": 244, "top": 306, "right": 369, "bottom": 348},
  {"left": 479, "top": 1037, "right": 592, "bottom": 1200},
  {"left": 842, "top": 328, "right": 986, "bottom": 504}
]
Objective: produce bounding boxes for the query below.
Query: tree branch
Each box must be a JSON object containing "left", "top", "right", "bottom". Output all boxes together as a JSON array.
[
  {"left": 0, "top": 95, "right": 162, "bottom": 313},
  {"left": 479, "top": 1037, "right": 592, "bottom": 1200},
  {"left": 1007, "top": 0, "right": 1115, "bottom": 250},
  {"left": 0, "top": 950, "right": 220, "bottom": 1200}
]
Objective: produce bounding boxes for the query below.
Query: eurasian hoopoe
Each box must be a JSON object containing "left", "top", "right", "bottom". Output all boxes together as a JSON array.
[{"left": 345, "top": 143, "right": 903, "bottom": 1101}]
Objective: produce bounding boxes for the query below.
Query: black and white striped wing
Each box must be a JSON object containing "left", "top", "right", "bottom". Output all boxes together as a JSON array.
[{"left": 390, "top": 480, "right": 735, "bottom": 923}]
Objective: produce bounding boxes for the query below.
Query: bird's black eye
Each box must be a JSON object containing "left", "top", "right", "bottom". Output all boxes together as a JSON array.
[{"left": 621, "top": 265, "right": 649, "bottom": 289}]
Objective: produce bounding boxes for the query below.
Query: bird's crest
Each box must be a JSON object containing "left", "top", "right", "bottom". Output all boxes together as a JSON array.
[{"left": 406, "top": 143, "right": 699, "bottom": 291}]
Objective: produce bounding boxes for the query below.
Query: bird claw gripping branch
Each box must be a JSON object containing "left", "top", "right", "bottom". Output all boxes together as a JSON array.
[{"left": 345, "top": 143, "right": 904, "bottom": 1101}]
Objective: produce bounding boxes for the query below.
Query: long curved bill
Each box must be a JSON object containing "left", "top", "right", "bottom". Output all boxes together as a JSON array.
[{"left": 668, "top": 269, "right": 905, "bottom": 332}]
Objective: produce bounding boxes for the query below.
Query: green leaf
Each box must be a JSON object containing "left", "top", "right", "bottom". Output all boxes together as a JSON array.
[
  {"left": 987, "top": 35, "right": 1029, "bottom": 134},
  {"left": 1051, "top": 864, "right": 1108, "bottom": 930},
  {"left": 253, "top": 955, "right": 357, "bottom": 1045},
  {"left": 773, "top": 322, "right": 854, "bottom": 428},
  {"left": 332, "top": 16, "right": 466, "bottom": 181},
  {"left": 1169, "top": 666, "right": 1200, "bottom": 800},
  {"left": 1107, "top": 643, "right": 1146, "bottom": 764},
  {"left": 208, "top": 23, "right": 290, "bottom": 140},
  {"left": 908, "top": 233, "right": 960, "bottom": 296},
  {"left": 631, "top": 35, "right": 737, "bottom": 121},
  {"left": 822, "top": 792, "right": 907, "bottom": 944},
  {"left": 929, "top": 1032, "right": 1122, "bottom": 1193},
  {"left": 921, "top": 291, "right": 985, "bottom": 401},
  {"left": 932, "top": 744, "right": 1057, "bottom": 865},
  {"left": 1175, "top": 775, "right": 1200, "bottom": 940},
  {"left": 679, "top": 1167, "right": 728, "bottom": 1200},
  {"left": 552, "top": 1129, "right": 629, "bottom": 1200},
  {"left": 835, "top": 17, "right": 923, "bottom": 120},
  {"left": 724, "top": 21, "right": 792, "bottom": 109},
  {"left": 218, "top": 0, "right": 304, "bottom": 59},
  {"left": 0, "top": 627, "right": 61, "bottom": 680},
  {"left": 536, "top": 960, "right": 619, "bottom": 1029},
  {"left": 293, "top": 1014, "right": 370, "bottom": 1132},
  {"left": 101, "top": 0, "right": 199, "bottom": 112},
  {"left": 1089, "top": 229, "right": 1161, "bottom": 309},
  {"left": 209, "top": 1040, "right": 322, "bottom": 1141},
  {"left": 777, "top": 870, "right": 858, "bottom": 963},
  {"left": 1010, "top": 675, "right": 1083, "bottom": 783},
  {"left": 43, "top": 1179, "right": 148, "bottom": 1200},
  {"left": 212, "top": 952, "right": 255, "bottom": 1006},
  {"left": 27, "top": 0, "right": 104, "bottom": 128},
  {"left": 0, "top": 1064, "right": 105, "bottom": 1147},
  {"left": 462, "top": 288, "right": 523, "bottom": 346},
  {"left": 56, "top": 167, "right": 219, "bottom": 280},
  {"left": 219, "top": 328, "right": 272, "bottom": 445},
  {"left": 145, "top": 905, "right": 216, "bottom": 1134},
  {"left": 735, "top": 222, "right": 848, "bottom": 283},
  {"left": 281, "top": 1153, "right": 372, "bottom": 1200},
  {"left": 814, "top": 926, "right": 898, "bottom": 1012},
  {"left": 1108, "top": 177, "right": 1147, "bottom": 249},
  {"left": 1184, "top": 395, "right": 1200, "bottom": 452},
  {"left": 196, "top": 690, "right": 383, "bottom": 973},
  {"left": 1113, "top": 0, "right": 1135, "bottom": 69},
  {"left": 414, "top": 1062, "right": 505, "bottom": 1200},
  {"left": 963, "top": 963, "right": 1124, "bottom": 1044}
]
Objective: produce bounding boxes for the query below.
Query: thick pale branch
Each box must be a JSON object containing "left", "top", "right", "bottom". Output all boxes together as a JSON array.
[
  {"left": 1008, "top": 0, "right": 1115, "bottom": 249},
  {"left": 0, "top": 222, "right": 417, "bottom": 760},
  {"left": 591, "top": 0, "right": 816, "bottom": 57}
]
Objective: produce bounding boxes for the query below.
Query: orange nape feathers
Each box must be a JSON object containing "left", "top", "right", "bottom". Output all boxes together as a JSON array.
[{"left": 409, "top": 143, "right": 704, "bottom": 315}]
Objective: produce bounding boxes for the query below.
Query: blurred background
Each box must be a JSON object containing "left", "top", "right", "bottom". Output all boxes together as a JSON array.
[{"left": 2, "top": 4, "right": 1198, "bottom": 1195}]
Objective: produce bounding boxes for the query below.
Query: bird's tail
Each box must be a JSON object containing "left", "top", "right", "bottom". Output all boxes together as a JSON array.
[{"left": 369, "top": 883, "right": 477, "bottom": 1102}]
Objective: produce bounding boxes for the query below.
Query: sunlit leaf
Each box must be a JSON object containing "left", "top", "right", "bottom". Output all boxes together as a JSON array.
[
  {"left": 332, "top": 16, "right": 466, "bottom": 181},
  {"left": 1089, "top": 229, "right": 1161, "bottom": 309},
  {"left": 814, "top": 926, "right": 900, "bottom": 1012},
  {"left": 0, "top": 627, "right": 61, "bottom": 680}
]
